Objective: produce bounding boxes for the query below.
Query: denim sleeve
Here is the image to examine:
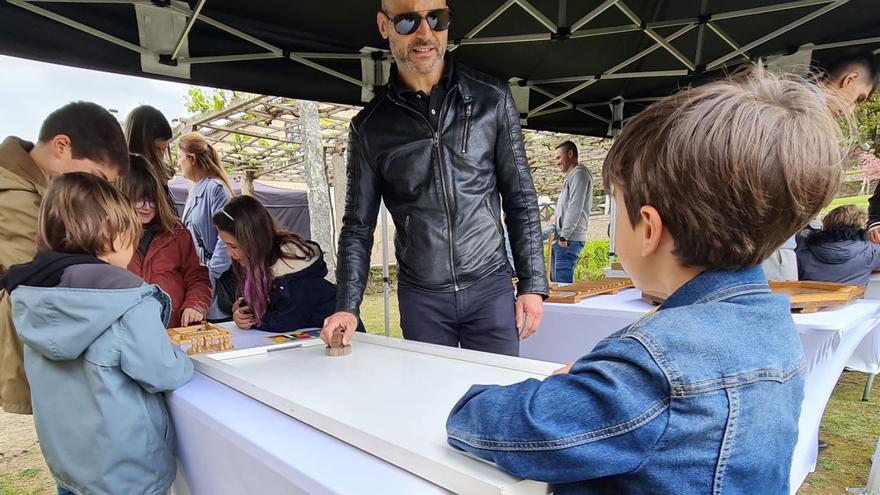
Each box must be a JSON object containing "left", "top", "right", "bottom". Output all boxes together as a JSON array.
[
  {"left": 446, "top": 336, "right": 669, "bottom": 483},
  {"left": 206, "top": 183, "right": 232, "bottom": 281},
  {"left": 118, "top": 296, "right": 194, "bottom": 394}
]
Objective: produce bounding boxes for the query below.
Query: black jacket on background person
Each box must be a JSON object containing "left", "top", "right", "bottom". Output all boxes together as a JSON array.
[
  {"left": 336, "top": 59, "right": 548, "bottom": 316},
  {"left": 869, "top": 183, "right": 880, "bottom": 231}
]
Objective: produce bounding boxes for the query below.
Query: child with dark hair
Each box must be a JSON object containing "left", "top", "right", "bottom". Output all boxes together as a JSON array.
[
  {"left": 0, "top": 172, "right": 191, "bottom": 495},
  {"left": 446, "top": 66, "right": 848, "bottom": 494},
  {"left": 214, "top": 195, "right": 357, "bottom": 333},
  {"left": 0, "top": 101, "right": 129, "bottom": 415},
  {"left": 797, "top": 204, "right": 880, "bottom": 285},
  {"left": 117, "top": 154, "right": 212, "bottom": 327}
]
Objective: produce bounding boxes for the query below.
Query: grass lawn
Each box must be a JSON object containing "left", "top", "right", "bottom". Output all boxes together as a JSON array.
[{"left": 822, "top": 194, "right": 870, "bottom": 214}]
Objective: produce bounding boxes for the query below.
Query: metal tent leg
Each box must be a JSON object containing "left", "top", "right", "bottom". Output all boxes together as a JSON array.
[{"left": 864, "top": 373, "right": 877, "bottom": 401}]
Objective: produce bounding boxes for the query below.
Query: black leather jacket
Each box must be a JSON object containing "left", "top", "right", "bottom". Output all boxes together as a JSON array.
[{"left": 336, "top": 62, "right": 548, "bottom": 315}]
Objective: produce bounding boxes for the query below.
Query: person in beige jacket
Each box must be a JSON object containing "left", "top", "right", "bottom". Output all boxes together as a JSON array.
[{"left": 0, "top": 101, "right": 128, "bottom": 414}]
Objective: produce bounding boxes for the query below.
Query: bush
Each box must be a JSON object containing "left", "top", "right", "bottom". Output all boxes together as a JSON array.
[
  {"left": 575, "top": 239, "right": 610, "bottom": 281},
  {"left": 543, "top": 239, "right": 611, "bottom": 281}
]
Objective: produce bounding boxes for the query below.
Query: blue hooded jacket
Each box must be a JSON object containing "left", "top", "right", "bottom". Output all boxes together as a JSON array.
[{"left": 3, "top": 253, "right": 192, "bottom": 495}]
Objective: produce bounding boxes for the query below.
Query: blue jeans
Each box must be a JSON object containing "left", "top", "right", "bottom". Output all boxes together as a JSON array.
[
  {"left": 57, "top": 485, "right": 75, "bottom": 495},
  {"left": 551, "top": 241, "right": 585, "bottom": 283}
]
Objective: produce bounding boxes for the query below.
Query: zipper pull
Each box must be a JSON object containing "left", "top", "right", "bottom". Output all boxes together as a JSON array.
[
  {"left": 466, "top": 103, "right": 472, "bottom": 118},
  {"left": 433, "top": 131, "right": 440, "bottom": 147}
]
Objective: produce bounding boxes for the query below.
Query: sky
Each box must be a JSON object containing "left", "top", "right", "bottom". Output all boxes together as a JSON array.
[{"left": 0, "top": 54, "right": 197, "bottom": 141}]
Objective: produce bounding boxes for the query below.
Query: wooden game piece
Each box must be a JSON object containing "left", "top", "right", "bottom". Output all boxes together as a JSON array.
[
  {"left": 325, "top": 326, "right": 352, "bottom": 357},
  {"left": 167, "top": 322, "right": 234, "bottom": 355}
]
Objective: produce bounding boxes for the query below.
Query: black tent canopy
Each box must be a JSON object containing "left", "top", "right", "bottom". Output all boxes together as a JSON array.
[{"left": 1, "top": 0, "right": 878, "bottom": 136}]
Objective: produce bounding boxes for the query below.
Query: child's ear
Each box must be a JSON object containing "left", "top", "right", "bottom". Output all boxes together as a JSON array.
[{"left": 638, "top": 205, "right": 664, "bottom": 257}]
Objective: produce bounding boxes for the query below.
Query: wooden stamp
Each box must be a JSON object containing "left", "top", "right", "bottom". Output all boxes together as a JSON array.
[{"left": 325, "top": 327, "right": 352, "bottom": 357}]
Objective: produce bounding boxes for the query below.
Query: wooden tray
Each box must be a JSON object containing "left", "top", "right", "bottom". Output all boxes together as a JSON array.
[
  {"left": 769, "top": 281, "right": 864, "bottom": 313},
  {"left": 642, "top": 281, "right": 865, "bottom": 313},
  {"left": 547, "top": 277, "right": 634, "bottom": 303},
  {"left": 167, "top": 322, "right": 234, "bottom": 355}
]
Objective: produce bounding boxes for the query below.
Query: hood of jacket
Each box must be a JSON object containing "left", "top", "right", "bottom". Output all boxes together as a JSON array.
[
  {"left": 273, "top": 240, "right": 327, "bottom": 280},
  {"left": 0, "top": 137, "right": 47, "bottom": 193},
  {"left": 3, "top": 252, "right": 169, "bottom": 361},
  {"left": 806, "top": 228, "right": 869, "bottom": 265}
]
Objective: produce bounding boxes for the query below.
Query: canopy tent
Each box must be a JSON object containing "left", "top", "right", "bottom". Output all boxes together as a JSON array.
[
  {"left": 1, "top": 0, "right": 879, "bottom": 137},
  {"left": 168, "top": 177, "right": 311, "bottom": 239}
]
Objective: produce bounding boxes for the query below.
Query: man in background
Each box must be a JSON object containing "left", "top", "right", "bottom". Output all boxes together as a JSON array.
[{"left": 552, "top": 141, "right": 593, "bottom": 283}]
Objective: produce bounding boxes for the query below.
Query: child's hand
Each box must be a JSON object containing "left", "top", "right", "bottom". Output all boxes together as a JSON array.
[
  {"left": 553, "top": 363, "right": 574, "bottom": 375},
  {"left": 232, "top": 298, "right": 255, "bottom": 330},
  {"left": 180, "top": 308, "right": 204, "bottom": 326}
]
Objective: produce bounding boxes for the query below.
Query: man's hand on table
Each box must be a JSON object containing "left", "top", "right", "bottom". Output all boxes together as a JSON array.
[
  {"left": 321, "top": 311, "right": 359, "bottom": 346},
  {"left": 515, "top": 293, "right": 544, "bottom": 341}
]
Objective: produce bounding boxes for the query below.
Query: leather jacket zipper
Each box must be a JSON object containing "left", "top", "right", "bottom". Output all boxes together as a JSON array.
[
  {"left": 461, "top": 102, "right": 472, "bottom": 154},
  {"left": 388, "top": 90, "right": 461, "bottom": 290}
]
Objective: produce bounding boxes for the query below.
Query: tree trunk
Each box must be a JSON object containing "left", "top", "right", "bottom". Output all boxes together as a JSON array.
[
  {"left": 297, "top": 100, "right": 337, "bottom": 283},
  {"left": 331, "top": 151, "right": 347, "bottom": 255}
]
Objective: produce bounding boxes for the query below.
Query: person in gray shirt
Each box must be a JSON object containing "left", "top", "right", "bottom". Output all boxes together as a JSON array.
[{"left": 552, "top": 141, "right": 593, "bottom": 283}]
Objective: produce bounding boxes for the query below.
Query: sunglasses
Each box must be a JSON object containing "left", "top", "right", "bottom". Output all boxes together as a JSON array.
[{"left": 382, "top": 8, "right": 451, "bottom": 36}]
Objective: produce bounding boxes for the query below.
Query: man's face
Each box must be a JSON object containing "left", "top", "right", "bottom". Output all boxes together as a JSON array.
[
  {"left": 62, "top": 158, "right": 117, "bottom": 182},
  {"left": 834, "top": 69, "right": 874, "bottom": 108},
  {"left": 554, "top": 148, "right": 566, "bottom": 172},
  {"left": 378, "top": 0, "right": 448, "bottom": 76},
  {"left": 48, "top": 135, "right": 118, "bottom": 181}
]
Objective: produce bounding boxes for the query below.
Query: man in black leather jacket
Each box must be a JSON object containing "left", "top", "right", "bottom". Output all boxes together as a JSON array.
[{"left": 320, "top": 0, "right": 548, "bottom": 356}]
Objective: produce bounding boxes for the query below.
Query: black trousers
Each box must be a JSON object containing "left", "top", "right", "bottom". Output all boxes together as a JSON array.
[{"left": 397, "top": 267, "right": 519, "bottom": 356}]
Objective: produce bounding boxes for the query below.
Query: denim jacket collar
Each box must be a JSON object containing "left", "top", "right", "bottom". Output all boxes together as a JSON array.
[{"left": 660, "top": 266, "right": 770, "bottom": 311}]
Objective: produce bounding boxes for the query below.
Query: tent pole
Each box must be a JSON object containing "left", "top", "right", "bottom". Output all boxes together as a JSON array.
[
  {"left": 380, "top": 202, "right": 391, "bottom": 337},
  {"left": 607, "top": 97, "right": 624, "bottom": 272}
]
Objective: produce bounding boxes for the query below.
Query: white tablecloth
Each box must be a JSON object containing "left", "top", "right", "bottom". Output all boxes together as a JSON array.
[
  {"left": 524, "top": 289, "right": 880, "bottom": 493},
  {"left": 168, "top": 325, "right": 450, "bottom": 495}
]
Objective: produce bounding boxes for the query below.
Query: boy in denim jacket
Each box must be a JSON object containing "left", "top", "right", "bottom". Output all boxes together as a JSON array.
[{"left": 446, "top": 67, "right": 848, "bottom": 494}]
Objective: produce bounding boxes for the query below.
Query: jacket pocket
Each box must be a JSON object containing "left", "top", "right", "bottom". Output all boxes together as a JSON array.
[
  {"left": 461, "top": 102, "right": 472, "bottom": 154},
  {"left": 483, "top": 198, "right": 504, "bottom": 239}
]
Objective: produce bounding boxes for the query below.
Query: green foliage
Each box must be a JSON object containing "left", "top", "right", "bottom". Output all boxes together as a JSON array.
[
  {"left": 543, "top": 239, "right": 611, "bottom": 281},
  {"left": 575, "top": 240, "right": 611, "bottom": 281},
  {"left": 16, "top": 469, "right": 38, "bottom": 480},
  {"left": 857, "top": 92, "right": 880, "bottom": 150}
]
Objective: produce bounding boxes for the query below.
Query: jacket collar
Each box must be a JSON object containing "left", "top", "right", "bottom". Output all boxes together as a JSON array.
[
  {"left": 661, "top": 266, "right": 770, "bottom": 311},
  {"left": 0, "top": 137, "right": 47, "bottom": 191},
  {"left": 189, "top": 176, "right": 221, "bottom": 199}
]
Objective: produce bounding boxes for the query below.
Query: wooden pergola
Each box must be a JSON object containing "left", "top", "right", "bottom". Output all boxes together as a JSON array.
[{"left": 173, "top": 94, "right": 359, "bottom": 188}]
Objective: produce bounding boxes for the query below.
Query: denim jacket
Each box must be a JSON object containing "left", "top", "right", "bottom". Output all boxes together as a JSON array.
[
  {"left": 447, "top": 266, "right": 805, "bottom": 494},
  {"left": 182, "top": 177, "right": 231, "bottom": 319}
]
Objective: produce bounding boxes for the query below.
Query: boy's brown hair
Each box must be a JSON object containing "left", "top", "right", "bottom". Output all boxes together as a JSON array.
[
  {"left": 823, "top": 204, "right": 868, "bottom": 231},
  {"left": 603, "top": 65, "right": 849, "bottom": 269},
  {"left": 37, "top": 172, "right": 141, "bottom": 256}
]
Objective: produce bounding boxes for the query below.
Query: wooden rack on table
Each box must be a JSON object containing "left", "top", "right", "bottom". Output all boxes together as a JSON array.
[
  {"left": 546, "top": 277, "right": 634, "bottom": 304},
  {"left": 643, "top": 280, "right": 865, "bottom": 313},
  {"left": 167, "top": 322, "right": 234, "bottom": 355}
]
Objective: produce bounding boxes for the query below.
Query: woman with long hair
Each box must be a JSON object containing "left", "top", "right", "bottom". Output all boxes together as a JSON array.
[
  {"left": 214, "top": 195, "right": 349, "bottom": 333},
  {"left": 117, "top": 154, "right": 212, "bottom": 327},
  {"left": 125, "top": 105, "right": 175, "bottom": 183},
  {"left": 178, "top": 131, "right": 235, "bottom": 320}
]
